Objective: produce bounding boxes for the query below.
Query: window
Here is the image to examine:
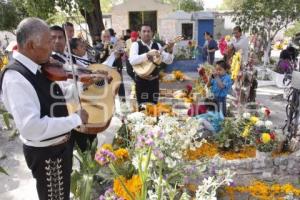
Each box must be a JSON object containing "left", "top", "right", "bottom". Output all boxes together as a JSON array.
[
  {"left": 129, "top": 11, "right": 157, "bottom": 32},
  {"left": 182, "top": 23, "right": 193, "bottom": 40}
]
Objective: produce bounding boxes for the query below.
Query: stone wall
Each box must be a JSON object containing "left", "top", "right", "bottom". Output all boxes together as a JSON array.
[{"left": 210, "top": 150, "right": 300, "bottom": 185}]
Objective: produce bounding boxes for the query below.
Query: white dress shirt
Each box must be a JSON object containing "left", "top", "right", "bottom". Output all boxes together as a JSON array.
[
  {"left": 1, "top": 51, "right": 82, "bottom": 147},
  {"left": 129, "top": 40, "right": 174, "bottom": 66},
  {"left": 231, "top": 35, "right": 249, "bottom": 63}
]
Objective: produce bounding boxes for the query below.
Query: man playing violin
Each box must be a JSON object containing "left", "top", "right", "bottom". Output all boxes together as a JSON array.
[
  {"left": 129, "top": 24, "right": 174, "bottom": 108},
  {"left": 0, "top": 17, "right": 89, "bottom": 200}
]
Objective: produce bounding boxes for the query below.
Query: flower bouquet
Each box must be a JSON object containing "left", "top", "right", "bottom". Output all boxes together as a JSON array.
[
  {"left": 95, "top": 112, "right": 234, "bottom": 200},
  {"left": 250, "top": 119, "right": 277, "bottom": 155}
]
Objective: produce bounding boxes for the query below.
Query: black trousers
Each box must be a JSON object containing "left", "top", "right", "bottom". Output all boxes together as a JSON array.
[
  {"left": 117, "top": 69, "right": 126, "bottom": 102},
  {"left": 23, "top": 140, "right": 73, "bottom": 200},
  {"left": 135, "top": 77, "right": 159, "bottom": 107},
  {"left": 71, "top": 129, "right": 97, "bottom": 152}
]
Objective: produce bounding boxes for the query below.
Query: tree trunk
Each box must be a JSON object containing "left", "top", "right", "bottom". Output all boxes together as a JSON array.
[
  {"left": 80, "top": 0, "right": 105, "bottom": 44},
  {"left": 263, "top": 40, "right": 272, "bottom": 67}
]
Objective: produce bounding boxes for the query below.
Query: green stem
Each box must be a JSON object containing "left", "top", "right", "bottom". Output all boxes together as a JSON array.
[
  {"left": 157, "top": 160, "right": 163, "bottom": 200},
  {"left": 141, "top": 147, "right": 152, "bottom": 200},
  {"left": 109, "top": 164, "right": 135, "bottom": 200}
]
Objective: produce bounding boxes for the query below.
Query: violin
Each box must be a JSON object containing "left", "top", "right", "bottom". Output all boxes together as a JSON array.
[{"left": 41, "top": 62, "right": 112, "bottom": 84}]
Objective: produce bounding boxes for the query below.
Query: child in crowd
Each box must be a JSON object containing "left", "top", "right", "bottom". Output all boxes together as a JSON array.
[{"left": 207, "top": 60, "right": 232, "bottom": 116}]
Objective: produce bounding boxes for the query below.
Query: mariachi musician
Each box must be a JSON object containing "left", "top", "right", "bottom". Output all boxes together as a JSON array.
[
  {"left": 50, "top": 25, "right": 97, "bottom": 152},
  {"left": 129, "top": 24, "right": 174, "bottom": 108},
  {"left": 0, "top": 18, "right": 88, "bottom": 200}
]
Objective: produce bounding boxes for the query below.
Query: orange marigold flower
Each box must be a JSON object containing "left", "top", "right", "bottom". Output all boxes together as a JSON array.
[{"left": 113, "top": 175, "right": 142, "bottom": 200}]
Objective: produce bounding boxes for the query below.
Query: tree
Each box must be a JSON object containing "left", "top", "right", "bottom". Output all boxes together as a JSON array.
[
  {"left": 232, "top": 0, "right": 300, "bottom": 65},
  {"left": 161, "top": 0, "right": 204, "bottom": 12},
  {"left": 285, "top": 21, "right": 300, "bottom": 37},
  {"left": 0, "top": 0, "right": 28, "bottom": 32},
  {"left": 11, "top": 0, "right": 105, "bottom": 42},
  {"left": 218, "top": 0, "right": 245, "bottom": 10}
]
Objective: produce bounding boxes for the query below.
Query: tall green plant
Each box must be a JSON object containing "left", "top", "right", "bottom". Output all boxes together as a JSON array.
[{"left": 71, "top": 139, "right": 99, "bottom": 200}]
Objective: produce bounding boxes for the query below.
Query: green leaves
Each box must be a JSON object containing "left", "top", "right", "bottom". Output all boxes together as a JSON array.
[
  {"left": 0, "top": 1, "right": 28, "bottom": 31},
  {"left": 0, "top": 166, "right": 8, "bottom": 175},
  {"left": 161, "top": 0, "right": 204, "bottom": 12},
  {"left": 71, "top": 141, "right": 100, "bottom": 200},
  {"left": 216, "top": 119, "right": 245, "bottom": 152}
]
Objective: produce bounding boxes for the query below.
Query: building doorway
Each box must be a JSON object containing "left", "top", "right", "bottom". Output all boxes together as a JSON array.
[{"left": 129, "top": 11, "right": 157, "bottom": 32}]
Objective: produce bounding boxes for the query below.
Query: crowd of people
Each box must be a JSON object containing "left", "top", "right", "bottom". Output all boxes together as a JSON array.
[
  {"left": 0, "top": 17, "right": 177, "bottom": 200},
  {"left": 1, "top": 15, "right": 290, "bottom": 199}
]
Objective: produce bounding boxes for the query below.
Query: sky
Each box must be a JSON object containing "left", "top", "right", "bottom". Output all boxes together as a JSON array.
[{"left": 203, "top": 0, "right": 224, "bottom": 10}]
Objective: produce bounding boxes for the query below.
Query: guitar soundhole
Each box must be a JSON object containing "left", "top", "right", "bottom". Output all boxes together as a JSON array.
[{"left": 95, "top": 80, "right": 105, "bottom": 88}]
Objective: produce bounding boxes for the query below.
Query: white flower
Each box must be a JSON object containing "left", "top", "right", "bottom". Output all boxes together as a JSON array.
[
  {"left": 127, "top": 112, "right": 146, "bottom": 123},
  {"left": 255, "top": 120, "right": 265, "bottom": 127},
  {"left": 265, "top": 120, "right": 273, "bottom": 129},
  {"left": 166, "top": 157, "right": 177, "bottom": 168},
  {"left": 260, "top": 107, "right": 267, "bottom": 114},
  {"left": 243, "top": 112, "right": 251, "bottom": 119},
  {"left": 195, "top": 141, "right": 203, "bottom": 148},
  {"left": 190, "top": 146, "right": 196, "bottom": 151}
]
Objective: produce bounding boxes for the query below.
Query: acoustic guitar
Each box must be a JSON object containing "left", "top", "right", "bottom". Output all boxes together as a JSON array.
[
  {"left": 67, "top": 63, "right": 121, "bottom": 134},
  {"left": 133, "top": 36, "right": 184, "bottom": 77}
]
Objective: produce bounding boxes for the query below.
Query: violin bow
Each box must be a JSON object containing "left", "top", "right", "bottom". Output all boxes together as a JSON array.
[{"left": 63, "top": 23, "right": 83, "bottom": 110}]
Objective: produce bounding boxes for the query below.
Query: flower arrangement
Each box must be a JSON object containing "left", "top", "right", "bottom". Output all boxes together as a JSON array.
[
  {"left": 250, "top": 119, "right": 277, "bottom": 152},
  {"left": 173, "top": 84, "right": 194, "bottom": 103},
  {"left": 195, "top": 63, "right": 214, "bottom": 98},
  {"left": 224, "top": 181, "right": 300, "bottom": 200},
  {"left": 230, "top": 52, "right": 242, "bottom": 81},
  {"left": 95, "top": 112, "right": 234, "bottom": 200},
  {"left": 160, "top": 71, "right": 190, "bottom": 83}
]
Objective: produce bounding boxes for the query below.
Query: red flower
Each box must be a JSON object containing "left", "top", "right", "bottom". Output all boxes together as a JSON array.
[
  {"left": 199, "top": 68, "right": 206, "bottom": 76},
  {"left": 186, "top": 84, "right": 193, "bottom": 93},
  {"left": 270, "top": 132, "right": 275, "bottom": 140},
  {"left": 256, "top": 138, "right": 262, "bottom": 144},
  {"left": 188, "top": 40, "right": 192, "bottom": 47},
  {"left": 265, "top": 108, "right": 271, "bottom": 117}
]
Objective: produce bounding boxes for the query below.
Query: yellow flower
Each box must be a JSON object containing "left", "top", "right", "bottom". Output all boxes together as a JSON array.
[
  {"left": 225, "top": 35, "right": 231, "bottom": 42},
  {"left": 231, "top": 52, "right": 241, "bottom": 81},
  {"left": 173, "top": 70, "right": 184, "bottom": 81},
  {"left": 250, "top": 116, "right": 259, "bottom": 124},
  {"left": 261, "top": 133, "right": 271, "bottom": 144},
  {"left": 114, "top": 175, "right": 142, "bottom": 200},
  {"left": 114, "top": 148, "right": 129, "bottom": 160},
  {"left": 101, "top": 144, "right": 113, "bottom": 151},
  {"left": 242, "top": 125, "right": 250, "bottom": 137}
]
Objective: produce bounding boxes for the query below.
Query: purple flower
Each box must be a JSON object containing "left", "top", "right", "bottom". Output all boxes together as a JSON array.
[
  {"left": 153, "top": 148, "right": 164, "bottom": 159},
  {"left": 145, "top": 138, "right": 154, "bottom": 146},
  {"left": 99, "top": 195, "right": 105, "bottom": 200},
  {"left": 95, "top": 149, "right": 116, "bottom": 166},
  {"left": 229, "top": 181, "right": 236, "bottom": 187}
]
